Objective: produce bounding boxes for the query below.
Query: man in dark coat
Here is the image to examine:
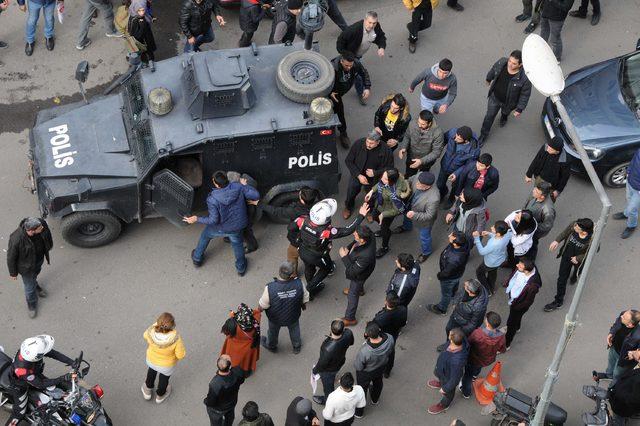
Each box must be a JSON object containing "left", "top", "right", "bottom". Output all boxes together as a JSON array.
[
  {"left": 436, "top": 278, "right": 489, "bottom": 352},
  {"left": 479, "top": 50, "right": 532, "bottom": 144},
  {"left": 336, "top": 11, "right": 386, "bottom": 104},
  {"left": 373, "top": 93, "right": 411, "bottom": 151},
  {"left": 258, "top": 261, "right": 310, "bottom": 354},
  {"left": 451, "top": 153, "right": 500, "bottom": 200},
  {"left": 285, "top": 396, "right": 319, "bottom": 426},
  {"left": 539, "top": 0, "right": 575, "bottom": 62},
  {"left": 525, "top": 136, "right": 571, "bottom": 201},
  {"left": 184, "top": 171, "right": 259, "bottom": 275},
  {"left": 7, "top": 217, "right": 53, "bottom": 318},
  {"left": 340, "top": 225, "right": 376, "bottom": 326},
  {"left": 437, "top": 126, "right": 480, "bottom": 206},
  {"left": 204, "top": 355, "right": 245, "bottom": 426},
  {"left": 427, "top": 232, "right": 470, "bottom": 315},
  {"left": 608, "top": 369, "right": 640, "bottom": 424},
  {"left": 238, "top": 0, "right": 269, "bottom": 47},
  {"left": 427, "top": 328, "right": 469, "bottom": 415},
  {"left": 268, "top": 0, "right": 302, "bottom": 44},
  {"left": 343, "top": 131, "right": 394, "bottom": 218},
  {"left": 179, "top": 0, "right": 225, "bottom": 53},
  {"left": 330, "top": 52, "right": 372, "bottom": 148},
  {"left": 601, "top": 310, "right": 639, "bottom": 380},
  {"left": 386, "top": 253, "right": 421, "bottom": 306},
  {"left": 614, "top": 318, "right": 640, "bottom": 380},
  {"left": 373, "top": 291, "right": 408, "bottom": 377},
  {"left": 505, "top": 258, "right": 542, "bottom": 348},
  {"left": 311, "top": 319, "right": 355, "bottom": 405}
]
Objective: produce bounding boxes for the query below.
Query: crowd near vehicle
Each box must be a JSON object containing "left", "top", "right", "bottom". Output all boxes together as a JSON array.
[
  {"left": 542, "top": 43, "right": 640, "bottom": 188},
  {"left": 0, "top": 349, "right": 112, "bottom": 425},
  {"left": 28, "top": 43, "right": 339, "bottom": 248}
]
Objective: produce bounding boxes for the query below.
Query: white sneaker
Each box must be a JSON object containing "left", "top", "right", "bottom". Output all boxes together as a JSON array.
[
  {"left": 141, "top": 384, "right": 152, "bottom": 401},
  {"left": 155, "top": 385, "right": 171, "bottom": 404},
  {"left": 105, "top": 31, "right": 124, "bottom": 38}
]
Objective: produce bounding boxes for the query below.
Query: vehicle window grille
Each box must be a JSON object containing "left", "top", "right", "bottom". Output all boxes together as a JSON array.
[
  {"left": 130, "top": 119, "right": 157, "bottom": 173},
  {"left": 289, "top": 132, "right": 313, "bottom": 146},
  {"left": 250, "top": 136, "right": 275, "bottom": 151},
  {"left": 211, "top": 93, "right": 236, "bottom": 108},
  {"left": 123, "top": 75, "right": 146, "bottom": 120},
  {"left": 154, "top": 170, "right": 192, "bottom": 208},
  {"left": 212, "top": 140, "right": 237, "bottom": 155}
]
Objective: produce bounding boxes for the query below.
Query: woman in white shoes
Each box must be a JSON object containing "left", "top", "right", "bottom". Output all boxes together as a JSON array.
[{"left": 141, "top": 312, "right": 186, "bottom": 403}]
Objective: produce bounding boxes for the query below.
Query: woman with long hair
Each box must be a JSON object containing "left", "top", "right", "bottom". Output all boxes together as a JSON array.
[{"left": 504, "top": 209, "right": 538, "bottom": 267}]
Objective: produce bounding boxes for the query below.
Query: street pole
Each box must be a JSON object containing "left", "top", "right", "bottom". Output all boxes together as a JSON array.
[{"left": 531, "top": 95, "right": 612, "bottom": 425}]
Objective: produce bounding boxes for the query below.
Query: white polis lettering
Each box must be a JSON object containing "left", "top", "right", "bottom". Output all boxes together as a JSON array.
[
  {"left": 48, "top": 124, "right": 76, "bottom": 168},
  {"left": 288, "top": 152, "right": 332, "bottom": 169}
]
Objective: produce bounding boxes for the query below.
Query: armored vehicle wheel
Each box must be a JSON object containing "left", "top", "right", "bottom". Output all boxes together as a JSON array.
[
  {"left": 61, "top": 211, "right": 122, "bottom": 248},
  {"left": 265, "top": 191, "right": 300, "bottom": 224},
  {"left": 276, "top": 50, "right": 334, "bottom": 104}
]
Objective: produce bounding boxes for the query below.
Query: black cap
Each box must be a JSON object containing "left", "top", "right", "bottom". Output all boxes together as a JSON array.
[
  {"left": 418, "top": 171, "right": 435, "bottom": 185},
  {"left": 548, "top": 136, "right": 564, "bottom": 151}
]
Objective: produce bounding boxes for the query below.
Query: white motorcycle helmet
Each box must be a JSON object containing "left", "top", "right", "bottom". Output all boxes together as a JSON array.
[
  {"left": 20, "top": 335, "right": 55, "bottom": 362},
  {"left": 309, "top": 198, "right": 337, "bottom": 225}
]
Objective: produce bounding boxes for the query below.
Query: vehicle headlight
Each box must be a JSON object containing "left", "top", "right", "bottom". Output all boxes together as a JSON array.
[{"left": 583, "top": 145, "right": 605, "bottom": 160}]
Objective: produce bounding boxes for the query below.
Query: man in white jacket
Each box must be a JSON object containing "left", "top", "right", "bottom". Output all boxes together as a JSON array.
[{"left": 322, "top": 372, "right": 366, "bottom": 424}]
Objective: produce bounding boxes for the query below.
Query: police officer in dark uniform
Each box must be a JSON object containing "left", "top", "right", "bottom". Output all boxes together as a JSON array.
[
  {"left": 268, "top": 0, "right": 302, "bottom": 44},
  {"left": 288, "top": 199, "right": 369, "bottom": 297},
  {"left": 258, "top": 261, "right": 310, "bottom": 354},
  {"left": 6, "top": 335, "right": 74, "bottom": 425}
]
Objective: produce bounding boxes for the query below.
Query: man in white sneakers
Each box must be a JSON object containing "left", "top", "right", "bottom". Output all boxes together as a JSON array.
[{"left": 323, "top": 372, "right": 366, "bottom": 425}]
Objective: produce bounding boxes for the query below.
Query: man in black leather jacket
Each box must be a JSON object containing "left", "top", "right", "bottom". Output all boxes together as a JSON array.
[
  {"left": 179, "top": 0, "right": 225, "bottom": 53},
  {"left": 311, "top": 320, "right": 355, "bottom": 405},
  {"left": 437, "top": 278, "right": 488, "bottom": 352}
]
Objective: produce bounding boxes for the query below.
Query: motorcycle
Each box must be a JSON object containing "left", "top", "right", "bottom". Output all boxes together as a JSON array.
[
  {"left": 583, "top": 370, "right": 640, "bottom": 426},
  {"left": 489, "top": 387, "right": 568, "bottom": 426},
  {"left": 0, "top": 347, "right": 112, "bottom": 425}
]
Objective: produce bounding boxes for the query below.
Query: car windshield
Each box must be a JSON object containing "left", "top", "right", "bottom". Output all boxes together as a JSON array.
[{"left": 620, "top": 52, "right": 640, "bottom": 118}]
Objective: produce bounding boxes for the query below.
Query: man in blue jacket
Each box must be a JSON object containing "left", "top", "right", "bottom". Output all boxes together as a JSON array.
[
  {"left": 436, "top": 126, "right": 480, "bottom": 208},
  {"left": 184, "top": 170, "right": 259, "bottom": 276},
  {"left": 613, "top": 148, "right": 640, "bottom": 239},
  {"left": 427, "top": 327, "right": 469, "bottom": 415}
]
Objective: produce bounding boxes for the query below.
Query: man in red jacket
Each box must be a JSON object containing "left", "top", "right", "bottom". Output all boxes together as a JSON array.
[{"left": 459, "top": 311, "right": 506, "bottom": 398}]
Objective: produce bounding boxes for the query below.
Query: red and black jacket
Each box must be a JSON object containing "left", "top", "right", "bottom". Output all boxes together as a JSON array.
[{"left": 10, "top": 350, "right": 74, "bottom": 390}]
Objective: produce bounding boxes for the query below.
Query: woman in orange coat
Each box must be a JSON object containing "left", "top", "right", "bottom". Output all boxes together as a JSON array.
[{"left": 220, "top": 303, "right": 261, "bottom": 376}]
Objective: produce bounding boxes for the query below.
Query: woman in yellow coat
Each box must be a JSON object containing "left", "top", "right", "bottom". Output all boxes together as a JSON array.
[{"left": 142, "top": 312, "right": 186, "bottom": 403}]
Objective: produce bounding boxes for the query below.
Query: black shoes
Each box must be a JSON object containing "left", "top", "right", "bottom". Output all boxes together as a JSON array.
[
  {"left": 417, "top": 253, "right": 430, "bottom": 263},
  {"left": 313, "top": 396, "right": 326, "bottom": 405},
  {"left": 45, "top": 37, "right": 54, "bottom": 51},
  {"left": 260, "top": 336, "right": 277, "bottom": 353},
  {"left": 191, "top": 250, "right": 202, "bottom": 267},
  {"left": 391, "top": 226, "right": 407, "bottom": 235},
  {"left": 621, "top": 227, "right": 636, "bottom": 239},
  {"left": 524, "top": 22, "right": 537, "bottom": 34},
  {"left": 569, "top": 10, "right": 587, "bottom": 18},
  {"left": 0, "top": 41, "right": 7, "bottom": 49},
  {"left": 515, "top": 13, "right": 531, "bottom": 22},
  {"left": 375, "top": 247, "right": 389, "bottom": 258},
  {"left": 544, "top": 301, "right": 563, "bottom": 312},
  {"left": 339, "top": 133, "right": 351, "bottom": 149},
  {"left": 292, "top": 346, "right": 301, "bottom": 354},
  {"left": 499, "top": 114, "right": 508, "bottom": 127},
  {"left": 25, "top": 42, "right": 34, "bottom": 56},
  {"left": 612, "top": 212, "right": 627, "bottom": 220},
  {"left": 448, "top": 3, "right": 464, "bottom": 11},
  {"left": 36, "top": 286, "right": 48, "bottom": 298},
  {"left": 427, "top": 304, "right": 447, "bottom": 316},
  {"left": 591, "top": 14, "right": 600, "bottom": 25}
]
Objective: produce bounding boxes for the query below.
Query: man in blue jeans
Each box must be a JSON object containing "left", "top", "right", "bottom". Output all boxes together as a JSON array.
[
  {"left": 427, "top": 232, "right": 469, "bottom": 316},
  {"left": 395, "top": 171, "right": 440, "bottom": 263},
  {"left": 179, "top": 0, "right": 226, "bottom": 53},
  {"left": 183, "top": 170, "right": 259, "bottom": 276},
  {"left": 18, "top": 0, "right": 57, "bottom": 56},
  {"left": 258, "top": 261, "right": 310, "bottom": 354},
  {"left": 613, "top": 148, "right": 640, "bottom": 239}
]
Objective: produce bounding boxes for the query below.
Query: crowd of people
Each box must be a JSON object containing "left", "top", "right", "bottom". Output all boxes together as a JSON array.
[{"left": 3, "top": 0, "right": 640, "bottom": 425}]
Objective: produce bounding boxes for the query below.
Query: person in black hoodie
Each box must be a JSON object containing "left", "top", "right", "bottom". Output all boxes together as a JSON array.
[
  {"left": 179, "top": 0, "right": 226, "bottom": 53},
  {"left": 238, "top": 0, "right": 270, "bottom": 47},
  {"left": 373, "top": 291, "right": 407, "bottom": 377},
  {"left": 525, "top": 137, "right": 571, "bottom": 201},
  {"left": 539, "top": 0, "right": 575, "bottom": 61},
  {"left": 311, "top": 319, "right": 355, "bottom": 405},
  {"left": 373, "top": 93, "right": 411, "bottom": 151},
  {"left": 427, "top": 328, "right": 469, "bottom": 415},
  {"left": 7, "top": 217, "right": 53, "bottom": 319},
  {"left": 268, "top": 0, "right": 301, "bottom": 44},
  {"left": 330, "top": 52, "right": 372, "bottom": 148},
  {"left": 436, "top": 279, "right": 488, "bottom": 352},
  {"left": 204, "top": 355, "right": 245, "bottom": 426},
  {"left": 285, "top": 396, "right": 319, "bottom": 426},
  {"left": 340, "top": 225, "right": 376, "bottom": 326},
  {"left": 451, "top": 153, "right": 500, "bottom": 200},
  {"left": 427, "top": 231, "right": 469, "bottom": 316},
  {"left": 386, "top": 253, "right": 421, "bottom": 307}
]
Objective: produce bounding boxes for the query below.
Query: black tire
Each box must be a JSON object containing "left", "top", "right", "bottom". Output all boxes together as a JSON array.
[
  {"left": 266, "top": 191, "right": 300, "bottom": 224},
  {"left": 603, "top": 161, "right": 629, "bottom": 188},
  {"left": 0, "top": 390, "right": 13, "bottom": 412},
  {"left": 276, "top": 50, "right": 334, "bottom": 104},
  {"left": 61, "top": 211, "right": 122, "bottom": 248}
]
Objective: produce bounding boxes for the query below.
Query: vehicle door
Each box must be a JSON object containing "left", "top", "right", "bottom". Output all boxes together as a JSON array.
[{"left": 150, "top": 169, "right": 194, "bottom": 226}]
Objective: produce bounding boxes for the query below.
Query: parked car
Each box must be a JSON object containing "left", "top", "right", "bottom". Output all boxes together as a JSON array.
[{"left": 541, "top": 48, "right": 640, "bottom": 188}]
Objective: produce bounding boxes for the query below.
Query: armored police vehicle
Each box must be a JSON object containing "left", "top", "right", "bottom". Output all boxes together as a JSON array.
[{"left": 29, "top": 44, "right": 339, "bottom": 247}]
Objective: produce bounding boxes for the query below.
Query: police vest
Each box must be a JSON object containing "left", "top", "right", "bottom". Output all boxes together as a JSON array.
[
  {"left": 270, "top": 1, "right": 297, "bottom": 43},
  {"left": 10, "top": 351, "right": 43, "bottom": 386},
  {"left": 295, "top": 217, "right": 333, "bottom": 254},
  {"left": 265, "top": 278, "right": 304, "bottom": 327}
]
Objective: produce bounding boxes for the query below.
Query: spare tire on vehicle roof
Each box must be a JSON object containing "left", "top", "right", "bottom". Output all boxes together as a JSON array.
[{"left": 276, "top": 50, "right": 334, "bottom": 104}]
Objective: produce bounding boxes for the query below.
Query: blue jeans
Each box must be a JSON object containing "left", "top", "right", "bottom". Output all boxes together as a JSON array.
[
  {"left": 192, "top": 227, "right": 246, "bottom": 273},
  {"left": 21, "top": 259, "right": 44, "bottom": 309},
  {"left": 184, "top": 26, "right": 215, "bottom": 53},
  {"left": 460, "top": 362, "right": 482, "bottom": 397},
  {"left": 25, "top": 0, "right": 55, "bottom": 43},
  {"left": 436, "top": 278, "right": 459, "bottom": 312},
  {"left": 624, "top": 182, "right": 640, "bottom": 228},
  {"left": 265, "top": 319, "right": 301, "bottom": 350},
  {"left": 402, "top": 217, "right": 433, "bottom": 256}
]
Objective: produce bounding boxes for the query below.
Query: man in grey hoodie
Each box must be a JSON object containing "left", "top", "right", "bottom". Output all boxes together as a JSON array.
[
  {"left": 409, "top": 59, "right": 457, "bottom": 115},
  {"left": 354, "top": 322, "right": 394, "bottom": 417}
]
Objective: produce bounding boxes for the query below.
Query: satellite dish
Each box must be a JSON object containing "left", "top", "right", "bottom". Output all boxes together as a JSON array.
[{"left": 522, "top": 34, "right": 565, "bottom": 97}]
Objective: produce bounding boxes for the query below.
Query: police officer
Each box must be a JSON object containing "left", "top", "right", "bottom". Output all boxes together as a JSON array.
[
  {"left": 258, "top": 261, "right": 310, "bottom": 354},
  {"left": 269, "top": 0, "right": 302, "bottom": 45},
  {"left": 6, "top": 335, "right": 75, "bottom": 425},
  {"left": 288, "top": 199, "right": 369, "bottom": 297}
]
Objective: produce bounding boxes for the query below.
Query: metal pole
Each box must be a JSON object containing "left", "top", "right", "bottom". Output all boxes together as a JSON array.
[{"left": 531, "top": 95, "right": 612, "bottom": 424}]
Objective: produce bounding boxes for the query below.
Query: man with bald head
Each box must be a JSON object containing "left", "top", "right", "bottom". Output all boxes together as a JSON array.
[{"left": 204, "top": 354, "right": 246, "bottom": 425}]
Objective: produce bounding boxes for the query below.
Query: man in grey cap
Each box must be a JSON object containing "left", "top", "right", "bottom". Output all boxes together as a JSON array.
[
  {"left": 394, "top": 171, "right": 440, "bottom": 263},
  {"left": 7, "top": 217, "right": 53, "bottom": 318},
  {"left": 343, "top": 130, "right": 394, "bottom": 220},
  {"left": 284, "top": 396, "right": 319, "bottom": 425}
]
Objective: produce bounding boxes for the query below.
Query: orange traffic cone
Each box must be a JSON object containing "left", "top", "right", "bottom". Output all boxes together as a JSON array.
[{"left": 473, "top": 361, "right": 505, "bottom": 405}]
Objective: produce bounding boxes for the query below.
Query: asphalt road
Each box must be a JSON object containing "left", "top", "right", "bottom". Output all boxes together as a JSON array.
[{"left": 1, "top": 0, "right": 640, "bottom": 425}]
